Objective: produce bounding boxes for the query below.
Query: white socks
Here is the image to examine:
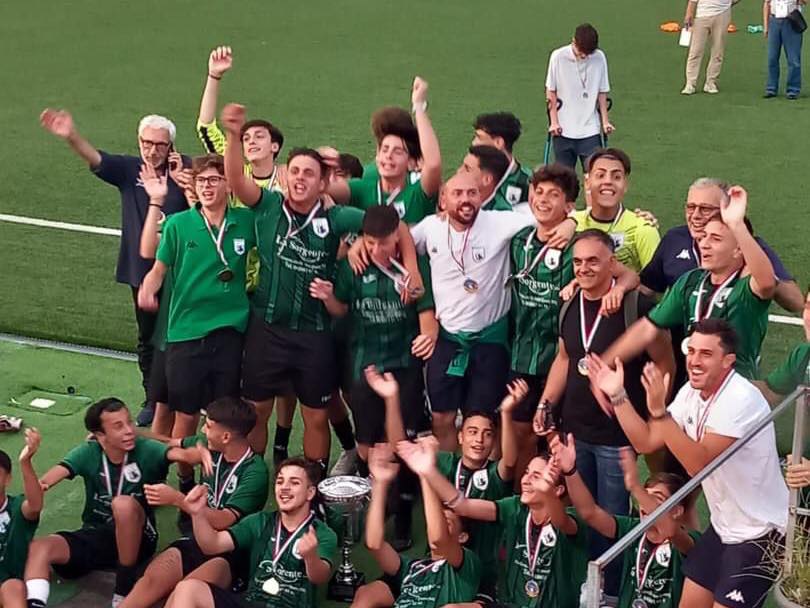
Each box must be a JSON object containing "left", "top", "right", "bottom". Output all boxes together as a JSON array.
[{"left": 26, "top": 578, "right": 50, "bottom": 607}]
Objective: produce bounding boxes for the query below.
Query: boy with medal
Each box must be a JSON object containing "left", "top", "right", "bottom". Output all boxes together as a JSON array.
[
  {"left": 24, "top": 398, "right": 207, "bottom": 607},
  {"left": 0, "top": 429, "right": 43, "bottom": 607},
  {"left": 604, "top": 186, "right": 776, "bottom": 380},
  {"left": 166, "top": 458, "right": 337, "bottom": 608},
  {"left": 471, "top": 112, "right": 532, "bottom": 206},
  {"left": 120, "top": 397, "right": 269, "bottom": 608},
  {"left": 399, "top": 440, "right": 588, "bottom": 608},
  {"left": 550, "top": 435, "right": 696, "bottom": 608}
]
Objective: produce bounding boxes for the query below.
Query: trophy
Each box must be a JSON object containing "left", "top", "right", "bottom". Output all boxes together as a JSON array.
[{"left": 318, "top": 475, "right": 372, "bottom": 602}]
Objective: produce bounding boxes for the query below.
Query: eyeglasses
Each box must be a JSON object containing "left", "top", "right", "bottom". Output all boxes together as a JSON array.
[
  {"left": 139, "top": 138, "right": 171, "bottom": 151},
  {"left": 685, "top": 203, "right": 720, "bottom": 216},
  {"left": 194, "top": 175, "right": 225, "bottom": 187}
]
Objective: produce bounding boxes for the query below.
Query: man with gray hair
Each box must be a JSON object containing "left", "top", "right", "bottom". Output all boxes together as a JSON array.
[{"left": 40, "top": 109, "right": 190, "bottom": 425}]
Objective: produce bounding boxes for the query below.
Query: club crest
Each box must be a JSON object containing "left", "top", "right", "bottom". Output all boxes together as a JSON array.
[
  {"left": 123, "top": 463, "right": 142, "bottom": 484},
  {"left": 472, "top": 247, "right": 486, "bottom": 262},
  {"left": 233, "top": 238, "right": 246, "bottom": 255},
  {"left": 505, "top": 185, "right": 522, "bottom": 205},
  {"left": 312, "top": 218, "right": 329, "bottom": 238},
  {"left": 225, "top": 476, "right": 238, "bottom": 494},
  {"left": 472, "top": 469, "right": 489, "bottom": 491},
  {"left": 540, "top": 524, "right": 557, "bottom": 547},
  {"left": 655, "top": 542, "right": 672, "bottom": 567},
  {"left": 393, "top": 201, "right": 406, "bottom": 219},
  {"left": 545, "top": 249, "right": 561, "bottom": 270},
  {"left": 609, "top": 232, "right": 625, "bottom": 250}
]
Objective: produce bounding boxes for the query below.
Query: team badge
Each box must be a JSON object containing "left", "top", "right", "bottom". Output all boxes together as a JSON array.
[
  {"left": 0, "top": 511, "right": 10, "bottom": 534},
  {"left": 225, "top": 476, "right": 238, "bottom": 494},
  {"left": 505, "top": 185, "right": 522, "bottom": 205},
  {"left": 393, "top": 201, "right": 406, "bottom": 219},
  {"left": 472, "top": 247, "right": 486, "bottom": 262},
  {"left": 233, "top": 238, "right": 246, "bottom": 255},
  {"left": 312, "top": 218, "right": 329, "bottom": 238},
  {"left": 540, "top": 524, "right": 557, "bottom": 547},
  {"left": 472, "top": 469, "right": 489, "bottom": 491},
  {"left": 123, "top": 463, "right": 142, "bottom": 483},
  {"left": 655, "top": 543, "right": 671, "bottom": 567},
  {"left": 609, "top": 232, "right": 625, "bottom": 250},
  {"left": 715, "top": 287, "right": 732, "bottom": 308},
  {"left": 545, "top": 249, "right": 561, "bottom": 270},
  {"left": 362, "top": 274, "right": 377, "bottom": 284}
]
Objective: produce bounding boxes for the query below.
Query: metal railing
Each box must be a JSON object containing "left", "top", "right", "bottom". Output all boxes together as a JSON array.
[{"left": 583, "top": 385, "right": 808, "bottom": 608}]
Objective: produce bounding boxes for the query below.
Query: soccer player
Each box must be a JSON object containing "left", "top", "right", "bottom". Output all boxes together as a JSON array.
[
  {"left": 138, "top": 154, "right": 256, "bottom": 510},
  {"left": 605, "top": 186, "right": 776, "bottom": 380},
  {"left": 326, "top": 77, "right": 441, "bottom": 225},
  {"left": 459, "top": 145, "right": 514, "bottom": 211},
  {"left": 574, "top": 148, "right": 661, "bottom": 273},
  {"left": 165, "top": 458, "right": 337, "bottom": 608},
  {"left": 546, "top": 24, "right": 614, "bottom": 170},
  {"left": 472, "top": 111, "right": 533, "bottom": 205},
  {"left": 399, "top": 440, "right": 589, "bottom": 608},
  {"left": 0, "top": 429, "right": 43, "bottom": 608},
  {"left": 551, "top": 435, "right": 697, "bottom": 607},
  {"left": 39, "top": 108, "right": 189, "bottom": 426},
  {"left": 359, "top": 443, "right": 480, "bottom": 608},
  {"left": 119, "top": 397, "right": 269, "bottom": 608},
  {"left": 591, "top": 320, "right": 788, "bottom": 608},
  {"left": 24, "top": 398, "right": 206, "bottom": 607}
]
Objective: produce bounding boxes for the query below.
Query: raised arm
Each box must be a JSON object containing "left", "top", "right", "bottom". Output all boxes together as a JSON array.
[
  {"left": 497, "top": 379, "right": 529, "bottom": 481},
  {"left": 723, "top": 187, "right": 776, "bottom": 299},
  {"left": 599, "top": 262, "right": 640, "bottom": 316},
  {"left": 198, "top": 46, "right": 232, "bottom": 127},
  {"left": 365, "top": 445, "right": 402, "bottom": 575},
  {"left": 20, "top": 428, "right": 44, "bottom": 520},
  {"left": 645, "top": 330, "right": 675, "bottom": 399},
  {"left": 774, "top": 280, "right": 805, "bottom": 313},
  {"left": 602, "top": 317, "right": 661, "bottom": 364},
  {"left": 411, "top": 77, "right": 441, "bottom": 197},
  {"left": 421, "top": 468, "right": 464, "bottom": 568},
  {"left": 221, "top": 103, "right": 262, "bottom": 206},
  {"left": 365, "top": 367, "right": 407, "bottom": 446},
  {"left": 297, "top": 525, "right": 333, "bottom": 584},
  {"left": 139, "top": 163, "right": 169, "bottom": 258},
  {"left": 40, "top": 109, "right": 102, "bottom": 169},
  {"left": 186, "top": 485, "right": 237, "bottom": 555}
]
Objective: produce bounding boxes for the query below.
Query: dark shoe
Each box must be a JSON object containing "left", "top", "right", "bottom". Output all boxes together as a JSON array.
[
  {"left": 763, "top": 91, "right": 777, "bottom": 98},
  {"left": 787, "top": 92, "right": 799, "bottom": 100},
  {"left": 136, "top": 402, "right": 155, "bottom": 427}
]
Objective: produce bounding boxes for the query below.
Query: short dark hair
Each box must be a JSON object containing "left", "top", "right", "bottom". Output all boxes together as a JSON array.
[
  {"left": 468, "top": 145, "right": 510, "bottom": 183},
  {"left": 692, "top": 318, "right": 738, "bottom": 354},
  {"left": 574, "top": 23, "right": 599, "bottom": 55},
  {"left": 587, "top": 147, "right": 632, "bottom": 176},
  {"left": 239, "top": 119, "right": 285, "bottom": 159},
  {"left": 191, "top": 153, "right": 225, "bottom": 177},
  {"left": 0, "top": 450, "right": 11, "bottom": 475},
  {"left": 370, "top": 106, "right": 421, "bottom": 160},
  {"left": 85, "top": 398, "right": 128, "bottom": 434},
  {"left": 287, "top": 147, "right": 329, "bottom": 177},
  {"left": 644, "top": 472, "right": 687, "bottom": 499},
  {"left": 461, "top": 410, "right": 497, "bottom": 429},
  {"left": 206, "top": 397, "right": 257, "bottom": 438},
  {"left": 277, "top": 457, "right": 322, "bottom": 487},
  {"left": 531, "top": 163, "right": 580, "bottom": 202},
  {"left": 473, "top": 112, "right": 523, "bottom": 152},
  {"left": 362, "top": 204, "right": 400, "bottom": 238},
  {"left": 573, "top": 228, "right": 615, "bottom": 253},
  {"left": 338, "top": 153, "right": 364, "bottom": 179}
]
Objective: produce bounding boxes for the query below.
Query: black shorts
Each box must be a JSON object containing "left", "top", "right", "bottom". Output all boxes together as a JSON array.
[
  {"left": 52, "top": 524, "right": 157, "bottom": 579},
  {"left": 507, "top": 371, "right": 546, "bottom": 423},
  {"left": 332, "top": 317, "right": 353, "bottom": 395},
  {"left": 168, "top": 537, "right": 246, "bottom": 578},
  {"left": 147, "top": 348, "right": 169, "bottom": 405},
  {"left": 350, "top": 365, "right": 431, "bottom": 445},
  {"left": 241, "top": 315, "right": 337, "bottom": 408},
  {"left": 682, "top": 525, "right": 783, "bottom": 608},
  {"left": 166, "top": 327, "right": 243, "bottom": 415},
  {"left": 426, "top": 335, "right": 509, "bottom": 415},
  {"left": 207, "top": 583, "right": 246, "bottom": 608}
]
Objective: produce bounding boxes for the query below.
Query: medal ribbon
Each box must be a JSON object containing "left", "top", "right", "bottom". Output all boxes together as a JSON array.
[
  {"left": 253, "top": 166, "right": 278, "bottom": 192},
  {"left": 272, "top": 512, "right": 314, "bottom": 568},
  {"left": 578, "top": 278, "right": 615, "bottom": 354},
  {"left": 525, "top": 516, "right": 550, "bottom": 576},
  {"left": 447, "top": 224, "right": 472, "bottom": 276},
  {"left": 403, "top": 558, "right": 445, "bottom": 584},
  {"left": 480, "top": 159, "right": 516, "bottom": 208},
  {"left": 376, "top": 180, "right": 402, "bottom": 207},
  {"left": 281, "top": 201, "right": 322, "bottom": 243},
  {"left": 695, "top": 369, "right": 735, "bottom": 440},
  {"left": 692, "top": 270, "right": 740, "bottom": 325},
  {"left": 200, "top": 208, "right": 230, "bottom": 268},
  {"left": 517, "top": 231, "right": 553, "bottom": 279},
  {"left": 454, "top": 461, "right": 475, "bottom": 498},
  {"left": 212, "top": 447, "right": 253, "bottom": 508},
  {"left": 634, "top": 538, "right": 661, "bottom": 594},
  {"left": 101, "top": 452, "right": 129, "bottom": 498}
]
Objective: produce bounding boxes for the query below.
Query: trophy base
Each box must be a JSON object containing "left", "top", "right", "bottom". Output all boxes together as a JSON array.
[{"left": 327, "top": 571, "right": 366, "bottom": 602}]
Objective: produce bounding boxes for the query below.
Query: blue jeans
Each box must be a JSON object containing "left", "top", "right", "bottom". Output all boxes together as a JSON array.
[
  {"left": 553, "top": 134, "right": 603, "bottom": 171},
  {"left": 767, "top": 15, "right": 803, "bottom": 95},
  {"left": 575, "top": 439, "right": 631, "bottom": 597}
]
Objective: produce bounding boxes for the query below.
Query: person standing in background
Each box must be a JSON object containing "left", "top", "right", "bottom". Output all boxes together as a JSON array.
[
  {"left": 764, "top": 0, "right": 805, "bottom": 99},
  {"left": 682, "top": 0, "right": 734, "bottom": 95}
]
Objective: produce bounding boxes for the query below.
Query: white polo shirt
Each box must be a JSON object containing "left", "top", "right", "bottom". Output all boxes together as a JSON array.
[
  {"left": 693, "top": 0, "right": 733, "bottom": 19},
  {"left": 667, "top": 372, "right": 788, "bottom": 543},
  {"left": 770, "top": 0, "right": 799, "bottom": 17},
  {"left": 545, "top": 44, "right": 610, "bottom": 140},
  {"left": 411, "top": 211, "right": 534, "bottom": 333}
]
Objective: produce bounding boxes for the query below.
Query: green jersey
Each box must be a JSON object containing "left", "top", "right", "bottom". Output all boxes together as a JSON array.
[
  {"left": 333, "top": 256, "right": 434, "bottom": 379},
  {"left": 766, "top": 343, "right": 810, "bottom": 395},
  {"left": 615, "top": 516, "right": 697, "bottom": 608},
  {"left": 495, "top": 498, "right": 589, "bottom": 608},
  {"left": 574, "top": 208, "right": 661, "bottom": 272},
  {"left": 482, "top": 191, "right": 515, "bottom": 211},
  {"left": 394, "top": 549, "right": 481, "bottom": 608},
  {"left": 509, "top": 228, "right": 575, "bottom": 375},
  {"left": 500, "top": 161, "right": 533, "bottom": 206},
  {"left": 59, "top": 437, "right": 170, "bottom": 537},
  {"left": 156, "top": 206, "right": 257, "bottom": 342},
  {"left": 251, "top": 190, "right": 365, "bottom": 332},
  {"left": 647, "top": 269, "right": 771, "bottom": 379},
  {"left": 0, "top": 494, "right": 38, "bottom": 581},
  {"left": 348, "top": 178, "right": 436, "bottom": 225},
  {"left": 437, "top": 452, "right": 511, "bottom": 594},
  {"left": 229, "top": 511, "right": 337, "bottom": 608},
  {"left": 180, "top": 436, "right": 269, "bottom": 516}
]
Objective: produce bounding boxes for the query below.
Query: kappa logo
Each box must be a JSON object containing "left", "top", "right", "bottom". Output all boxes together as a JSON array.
[
  {"left": 312, "top": 218, "right": 329, "bottom": 238},
  {"left": 505, "top": 185, "right": 522, "bottom": 205},
  {"left": 123, "top": 463, "right": 142, "bottom": 484},
  {"left": 471, "top": 469, "right": 489, "bottom": 491},
  {"left": 233, "top": 238, "right": 246, "bottom": 255},
  {"left": 609, "top": 232, "right": 625, "bottom": 250},
  {"left": 472, "top": 247, "right": 486, "bottom": 262},
  {"left": 187, "top": 240, "right": 198, "bottom": 249},
  {"left": 393, "top": 201, "right": 406, "bottom": 219},
  {"left": 135, "top": 178, "right": 145, "bottom": 189},
  {"left": 676, "top": 248, "right": 691, "bottom": 260},
  {"left": 725, "top": 589, "right": 745, "bottom": 603},
  {"left": 545, "top": 249, "right": 561, "bottom": 270}
]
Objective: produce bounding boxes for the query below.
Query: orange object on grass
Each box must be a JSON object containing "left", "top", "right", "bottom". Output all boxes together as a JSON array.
[
  {"left": 660, "top": 21, "right": 681, "bottom": 32},
  {"left": 728, "top": 23, "right": 738, "bottom": 32}
]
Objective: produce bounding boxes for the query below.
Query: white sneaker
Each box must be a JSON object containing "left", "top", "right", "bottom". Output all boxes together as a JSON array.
[
  {"left": 704, "top": 83, "right": 719, "bottom": 94},
  {"left": 111, "top": 594, "right": 125, "bottom": 608},
  {"left": 681, "top": 84, "right": 696, "bottom": 95},
  {"left": 330, "top": 448, "right": 359, "bottom": 477}
]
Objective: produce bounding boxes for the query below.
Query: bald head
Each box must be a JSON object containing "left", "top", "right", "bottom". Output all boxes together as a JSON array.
[{"left": 444, "top": 172, "right": 482, "bottom": 226}]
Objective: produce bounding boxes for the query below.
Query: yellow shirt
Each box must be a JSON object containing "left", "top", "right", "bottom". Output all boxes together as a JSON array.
[{"left": 574, "top": 207, "right": 661, "bottom": 272}]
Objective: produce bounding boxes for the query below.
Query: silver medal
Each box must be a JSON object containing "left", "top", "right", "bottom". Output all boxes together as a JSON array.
[
  {"left": 262, "top": 577, "right": 281, "bottom": 596},
  {"left": 577, "top": 357, "right": 589, "bottom": 376}
]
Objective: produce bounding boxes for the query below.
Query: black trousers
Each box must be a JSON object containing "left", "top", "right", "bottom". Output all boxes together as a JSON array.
[{"left": 130, "top": 286, "right": 157, "bottom": 404}]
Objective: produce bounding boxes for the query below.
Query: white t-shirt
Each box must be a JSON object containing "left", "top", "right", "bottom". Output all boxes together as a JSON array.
[
  {"left": 667, "top": 372, "right": 788, "bottom": 543},
  {"left": 771, "top": 0, "right": 799, "bottom": 18},
  {"left": 410, "top": 211, "right": 534, "bottom": 333},
  {"left": 545, "top": 44, "right": 610, "bottom": 140},
  {"left": 694, "top": 0, "right": 732, "bottom": 19}
]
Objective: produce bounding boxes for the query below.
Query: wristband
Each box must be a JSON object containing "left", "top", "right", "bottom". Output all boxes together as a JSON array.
[
  {"left": 148, "top": 203, "right": 164, "bottom": 209},
  {"left": 536, "top": 399, "right": 551, "bottom": 411},
  {"left": 608, "top": 390, "right": 628, "bottom": 408},
  {"left": 650, "top": 410, "right": 669, "bottom": 421},
  {"left": 412, "top": 100, "right": 428, "bottom": 114},
  {"left": 208, "top": 73, "right": 222, "bottom": 81},
  {"left": 563, "top": 466, "right": 577, "bottom": 477}
]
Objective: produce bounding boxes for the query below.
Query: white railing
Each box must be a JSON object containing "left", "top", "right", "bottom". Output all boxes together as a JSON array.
[{"left": 583, "top": 385, "right": 808, "bottom": 608}]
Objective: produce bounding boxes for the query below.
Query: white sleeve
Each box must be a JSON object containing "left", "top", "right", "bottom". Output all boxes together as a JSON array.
[
  {"left": 599, "top": 51, "right": 610, "bottom": 93},
  {"left": 667, "top": 385, "right": 690, "bottom": 428},
  {"left": 545, "top": 50, "right": 558, "bottom": 91},
  {"left": 704, "top": 390, "right": 768, "bottom": 440},
  {"left": 410, "top": 217, "right": 431, "bottom": 255},
  {"left": 492, "top": 210, "right": 536, "bottom": 244}
]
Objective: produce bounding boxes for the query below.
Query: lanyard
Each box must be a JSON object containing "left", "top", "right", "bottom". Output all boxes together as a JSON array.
[
  {"left": 525, "top": 516, "right": 551, "bottom": 576},
  {"left": 403, "top": 558, "right": 445, "bottom": 584},
  {"left": 281, "top": 201, "right": 321, "bottom": 242},
  {"left": 695, "top": 369, "right": 735, "bottom": 440},
  {"left": 517, "top": 231, "right": 553, "bottom": 279},
  {"left": 635, "top": 538, "right": 661, "bottom": 593},
  {"left": 373, "top": 258, "right": 410, "bottom": 293},
  {"left": 253, "top": 166, "right": 278, "bottom": 191},
  {"left": 272, "top": 512, "right": 314, "bottom": 568},
  {"left": 447, "top": 224, "right": 472, "bottom": 276},
  {"left": 579, "top": 279, "right": 615, "bottom": 353},
  {"left": 213, "top": 447, "right": 253, "bottom": 508},
  {"left": 376, "top": 180, "right": 402, "bottom": 207},
  {"left": 0, "top": 496, "right": 8, "bottom": 514},
  {"left": 200, "top": 208, "right": 229, "bottom": 268},
  {"left": 101, "top": 452, "right": 129, "bottom": 498},
  {"left": 454, "top": 461, "right": 475, "bottom": 497},
  {"left": 575, "top": 51, "right": 589, "bottom": 91},
  {"left": 604, "top": 205, "right": 624, "bottom": 234},
  {"left": 692, "top": 270, "right": 739, "bottom": 324},
  {"left": 480, "top": 159, "right": 516, "bottom": 208}
]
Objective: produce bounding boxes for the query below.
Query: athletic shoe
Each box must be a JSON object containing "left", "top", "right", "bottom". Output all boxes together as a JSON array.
[
  {"left": 681, "top": 84, "right": 696, "bottom": 95},
  {"left": 764, "top": 91, "right": 777, "bottom": 98},
  {"left": 0, "top": 415, "right": 23, "bottom": 432},
  {"left": 330, "top": 448, "right": 359, "bottom": 477},
  {"left": 703, "top": 83, "right": 719, "bottom": 94},
  {"left": 111, "top": 593, "right": 125, "bottom": 608},
  {"left": 787, "top": 92, "right": 799, "bottom": 100},
  {"left": 136, "top": 402, "right": 155, "bottom": 427}
]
